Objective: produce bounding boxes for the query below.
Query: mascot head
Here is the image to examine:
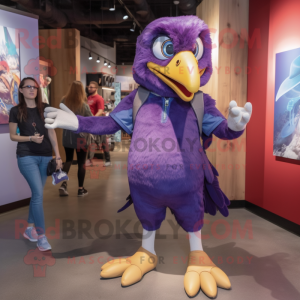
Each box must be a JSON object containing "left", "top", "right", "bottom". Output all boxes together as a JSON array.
[{"left": 133, "top": 16, "right": 213, "bottom": 101}]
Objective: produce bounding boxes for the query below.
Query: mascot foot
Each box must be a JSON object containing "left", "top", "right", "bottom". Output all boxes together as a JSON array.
[
  {"left": 100, "top": 247, "right": 157, "bottom": 286},
  {"left": 184, "top": 251, "right": 231, "bottom": 298}
]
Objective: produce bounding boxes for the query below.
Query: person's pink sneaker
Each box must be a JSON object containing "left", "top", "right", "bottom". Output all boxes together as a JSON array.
[{"left": 23, "top": 227, "right": 38, "bottom": 242}]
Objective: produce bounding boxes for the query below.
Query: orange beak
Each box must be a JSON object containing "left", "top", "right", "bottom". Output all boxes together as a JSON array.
[{"left": 147, "top": 51, "right": 205, "bottom": 102}]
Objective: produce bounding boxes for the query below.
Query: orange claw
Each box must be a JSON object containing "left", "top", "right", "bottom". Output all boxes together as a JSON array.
[
  {"left": 100, "top": 247, "right": 157, "bottom": 286},
  {"left": 184, "top": 251, "right": 231, "bottom": 298}
]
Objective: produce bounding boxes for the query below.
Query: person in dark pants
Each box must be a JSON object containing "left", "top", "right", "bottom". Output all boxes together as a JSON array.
[
  {"left": 59, "top": 81, "right": 93, "bottom": 197},
  {"left": 86, "top": 81, "right": 111, "bottom": 167},
  {"left": 9, "top": 77, "right": 62, "bottom": 251}
]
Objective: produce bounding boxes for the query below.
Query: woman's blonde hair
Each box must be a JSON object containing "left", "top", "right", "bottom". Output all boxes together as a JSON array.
[{"left": 63, "top": 81, "right": 87, "bottom": 114}]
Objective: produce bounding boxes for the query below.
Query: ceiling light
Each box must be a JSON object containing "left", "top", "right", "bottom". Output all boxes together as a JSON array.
[
  {"left": 104, "top": 60, "right": 107, "bottom": 66},
  {"left": 122, "top": 7, "right": 128, "bottom": 19},
  {"left": 89, "top": 52, "right": 92, "bottom": 60},
  {"left": 96, "top": 56, "right": 100, "bottom": 63},
  {"left": 109, "top": 0, "right": 115, "bottom": 11},
  {"left": 102, "top": 87, "right": 115, "bottom": 91},
  {"left": 130, "top": 22, "right": 136, "bottom": 32},
  {"left": 108, "top": 63, "right": 111, "bottom": 68}
]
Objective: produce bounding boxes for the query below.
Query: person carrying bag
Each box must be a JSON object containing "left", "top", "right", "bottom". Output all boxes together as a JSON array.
[{"left": 9, "top": 77, "right": 62, "bottom": 251}]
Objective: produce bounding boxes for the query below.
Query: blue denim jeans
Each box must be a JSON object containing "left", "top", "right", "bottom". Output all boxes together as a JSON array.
[{"left": 17, "top": 155, "right": 52, "bottom": 235}]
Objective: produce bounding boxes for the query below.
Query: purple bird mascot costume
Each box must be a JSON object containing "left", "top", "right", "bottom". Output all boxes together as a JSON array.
[{"left": 45, "top": 16, "right": 252, "bottom": 298}]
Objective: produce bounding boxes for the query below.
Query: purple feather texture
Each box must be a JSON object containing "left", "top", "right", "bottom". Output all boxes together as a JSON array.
[
  {"left": 203, "top": 163, "right": 230, "bottom": 217},
  {"left": 133, "top": 16, "right": 213, "bottom": 97},
  {"left": 72, "top": 16, "right": 248, "bottom": 231}
]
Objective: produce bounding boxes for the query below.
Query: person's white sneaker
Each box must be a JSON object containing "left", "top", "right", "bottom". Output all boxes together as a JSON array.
[
  {"left": 103, "top": 161, "right": 111, "bottom": 167},
  {"left": 85, "top": 159, "right": 93, "bottom": 166}
]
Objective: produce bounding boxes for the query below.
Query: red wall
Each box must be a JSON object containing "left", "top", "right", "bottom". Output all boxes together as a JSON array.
[{"left": 246, "top": 0, "right": 300, "bottom": 225}]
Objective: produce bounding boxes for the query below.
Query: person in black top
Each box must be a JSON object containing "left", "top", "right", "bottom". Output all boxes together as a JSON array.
[{"left": 9, "top": 77, "right": 62, "bottom": 252}]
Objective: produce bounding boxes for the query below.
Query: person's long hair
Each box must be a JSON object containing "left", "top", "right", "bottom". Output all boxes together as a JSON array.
[
  {"left": 63, "top": 81, "right": 87, "bottom": 114},
  {"left": 17, "top": 77, "right": 44, "bottom": 122}
]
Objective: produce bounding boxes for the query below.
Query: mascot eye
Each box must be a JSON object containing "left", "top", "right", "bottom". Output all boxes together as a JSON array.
[
  {"left": 193, "top": 37, "right": 204, "bottom": 60},
  {"left": 152, "top": 36, "right": 174, "bottom": 60}
]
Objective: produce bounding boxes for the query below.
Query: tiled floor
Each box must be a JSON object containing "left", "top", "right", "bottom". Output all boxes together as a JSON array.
[{"left": 0, "top": 150, "right": 299, "bottom": 300}]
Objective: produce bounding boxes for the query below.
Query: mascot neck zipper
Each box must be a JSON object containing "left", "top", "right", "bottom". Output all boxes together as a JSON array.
[{"left": 162, "top": 97, "right": 172, "bottom": 123}]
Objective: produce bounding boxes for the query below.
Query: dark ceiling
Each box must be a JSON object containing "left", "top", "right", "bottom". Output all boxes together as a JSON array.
[{"left": 0, "top": 0, "right": 202, "bottom": 64}]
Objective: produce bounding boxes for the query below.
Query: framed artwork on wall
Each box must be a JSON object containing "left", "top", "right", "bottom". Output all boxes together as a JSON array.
[
  {"left": 274, "top": 48, "right": 300, "bottom": 160},
  {"left": 0, "top": 26, "right": 20, "bottom": 124}
]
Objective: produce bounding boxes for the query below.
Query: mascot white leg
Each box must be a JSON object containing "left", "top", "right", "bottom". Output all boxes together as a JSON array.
[
  {"left": 189, "top": 230, "right": 204, "bottom": 251},
  {"left": 184, "top": 230, "right": 231, "bottom": 298},
  {"left": 142, "top": 229, "right": 157, "bottom": 255},
  {"left": 100, "top": 229, "right": 157, "bottom": 286}
]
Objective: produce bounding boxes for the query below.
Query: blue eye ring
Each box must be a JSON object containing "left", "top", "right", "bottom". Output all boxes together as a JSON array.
[
  {"left": 152, "top": 36, "right": 174, "bottom": 60},
  {"left": 193, "top": 43, "right": 199, "bottom": 58},
  {"left": 193, "top": 37, "right": 204, "bottom": 60},
  {"left": 162, "top": 40, "right": 174, "bottom": 58}
]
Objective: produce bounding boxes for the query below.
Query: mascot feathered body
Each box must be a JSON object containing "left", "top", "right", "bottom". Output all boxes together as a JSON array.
[{"left": 45, "top": 16, "right": 252, "bottom": 298}]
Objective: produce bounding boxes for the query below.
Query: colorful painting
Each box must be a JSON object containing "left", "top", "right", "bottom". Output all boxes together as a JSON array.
[
  {"left": 274, "top": 48, "right": 300, "bottom": 160},
  {"left": 0, "top": 26, "right": 20, "bottom": 124}
]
